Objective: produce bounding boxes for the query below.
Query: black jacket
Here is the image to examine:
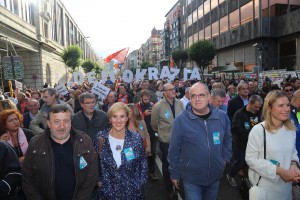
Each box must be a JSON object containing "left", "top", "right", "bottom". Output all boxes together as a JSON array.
[
  {"left": 72, "top": 110, "right": 109, "bottom": 140},
  {"left": 0, "top": 141, "right": 21, "bottom": 200},
  {"left": 231, "top": 106, "right": 262, "bottom": 149},
  {"left": 227, "top": 95, "right": 245, "bottom": 122}
]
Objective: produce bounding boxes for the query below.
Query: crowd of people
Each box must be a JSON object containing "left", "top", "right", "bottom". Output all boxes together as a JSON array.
[{"left": 0, "top": 74, "right": 300, "bottom": 200}]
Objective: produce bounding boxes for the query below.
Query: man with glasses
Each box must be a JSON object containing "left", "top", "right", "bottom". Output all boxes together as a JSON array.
[
  {"left": 72, "top": 92, "right": 109, "bottom": 140},
  {"left": 168, "top": 83, "right": 232, "bottom": 200},
  {"left": 283, "top": 83, "right": 294, "bottom": 100},
  {"left": 151, "top": 83, "right": 183, "bottom": 199}
]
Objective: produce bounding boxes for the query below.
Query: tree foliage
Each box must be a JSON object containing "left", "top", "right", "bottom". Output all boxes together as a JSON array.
[
  {"left": 172, "top": 48, "right": 188, "bottom": 78},
  {"left": 82, "top": 59, "right": 96, "bottom": 73},
  {"left": 93, "top": 64, "right": 102, "bottom": 78},
  {"left": 141, "top": 61, "right": 150, "bottom": 69},
  {"left": 188, "top": 40, "right": 216, "bottom": 80},
  {"left": 61, "top": 45, "right": 83, "bottom": 72}
]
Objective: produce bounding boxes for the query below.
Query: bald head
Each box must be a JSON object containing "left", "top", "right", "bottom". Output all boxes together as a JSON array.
[{"left": 190, "top": 83, "right": 210, "bottom": 96}]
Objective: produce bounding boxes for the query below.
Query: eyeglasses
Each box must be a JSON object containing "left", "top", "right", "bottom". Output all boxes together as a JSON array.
[
  {"left": 285, "top": 89, "right": 294, "bottom": 92},
  {"left": 164, "top": 88, "right": 176, "bottom": 92},
  {"left": 190, "top": 94, "right": 206, "bottom": 99},
  {"left": 83, "top": 101, "right": 95, "bottom": 105}
]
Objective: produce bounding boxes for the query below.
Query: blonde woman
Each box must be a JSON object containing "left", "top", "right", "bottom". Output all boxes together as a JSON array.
[
  {"left": 246, "top": 90, "right": 300, "bottom": 199},
  {"left": 127, "top": 103, "right": 151, "bottom": 155},
  {"left": 93, "top": 102, "right": 147, "bottom": 200}
]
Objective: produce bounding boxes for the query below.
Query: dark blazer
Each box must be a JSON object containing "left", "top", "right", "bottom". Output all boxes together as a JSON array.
[
  {"left": 23, "top": 112, "right": 31, "bottom": 129},
  {"left": 72, "top": 110, "right": 109, "bottom": 140},
  {"left": 227, "top": 95, "right": 245, "bottom": 123}
]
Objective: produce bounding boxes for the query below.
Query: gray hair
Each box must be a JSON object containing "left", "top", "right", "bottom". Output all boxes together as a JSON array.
[
  {"left": 249, "top": 95, "right": 263, "bottom": 105},
  {"left": 211, "top": 89, "right": 226, "bottom": 98},
  {"left": 43, "top": 88, "right": 56, "bottom": 96},
  {"left": 79, "top": 92, "right": 95, "bottom": 103},
  {"left": 185, "top": 87, "right": 191, "bottom": 93},
  {"left": 237, "top": 81, "right": 248, "bottom": 91}
]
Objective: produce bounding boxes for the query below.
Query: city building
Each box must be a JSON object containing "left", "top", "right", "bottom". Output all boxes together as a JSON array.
[
  {"left": 125, "top": 49, "right": 138, "bottom": 70},
  {"left": 181, "top": 0, "right": 300, "bottom": 72},
  {"left": 161, "top": 1, "right": 182, "bottom": 67},
  {"left": 137, "top": 44, "right": 145, "bottom": 68},
  {"left": 0, "top": 0, "right": 99, "bottom": 90},
  {"left": 143, "top": 27, "right": 162, "bottom": 69}
]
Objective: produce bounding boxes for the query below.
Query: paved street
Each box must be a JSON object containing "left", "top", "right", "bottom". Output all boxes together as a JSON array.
[{"left": 145, "top": 152, "right": 243, "bottom": 200}]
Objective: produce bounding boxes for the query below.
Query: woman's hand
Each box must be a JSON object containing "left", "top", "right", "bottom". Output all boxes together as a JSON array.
[
  {"left": 19, "top": 156, "right": 25, "bottom": 165},
  {"left": 97, "top": 181, "right": 102, "bottom": 188},
  {"left": 289, "top": 164, "right": 300, "bottom": 183},
  {"left": 277, "top": 166, "right": 296, "bottom": 182},
  {"left": 0, "top": 133, "right": 10, "bottom": 141}
]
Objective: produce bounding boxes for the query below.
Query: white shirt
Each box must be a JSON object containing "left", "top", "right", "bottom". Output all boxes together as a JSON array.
[
  {"left": 180, "top": 96, "right": 190, "bottom": 110},
  {"left": 109, "top": 135, "right": 125, "bottom": 168}
]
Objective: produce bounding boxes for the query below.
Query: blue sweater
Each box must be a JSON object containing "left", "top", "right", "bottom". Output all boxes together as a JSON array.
[{"left": 168, "top": 105, "right": 232, "bottom": 186}]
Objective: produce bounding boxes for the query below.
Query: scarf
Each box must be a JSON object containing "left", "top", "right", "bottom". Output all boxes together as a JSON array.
[{"left": 7, "top": 127, "right": 29, "bottom": 156}]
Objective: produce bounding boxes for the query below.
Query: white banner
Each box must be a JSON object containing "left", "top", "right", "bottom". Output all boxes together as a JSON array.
[
  {"left": 55, "top": 84, "right": 69, "bottom": 96},
  {"left": 15, "top": 80, "right": 23, "bottom": 90},
  {"left": 91, "top": 82, "right": 110, "bottom": 99}
]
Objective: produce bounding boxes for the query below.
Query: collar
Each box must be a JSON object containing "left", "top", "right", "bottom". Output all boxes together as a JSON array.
[{"left": 187, "top": 104, "right": 219, "bottom": 120}]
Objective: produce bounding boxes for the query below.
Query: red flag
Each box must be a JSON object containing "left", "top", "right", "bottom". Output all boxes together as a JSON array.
[{"left": 104, "top": 48, "right": 129, "bottom": 64}]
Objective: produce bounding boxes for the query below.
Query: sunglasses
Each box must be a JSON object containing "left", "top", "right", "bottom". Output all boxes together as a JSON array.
[{"left": 285, "top": 89, "right": 294, "bottom": 92}]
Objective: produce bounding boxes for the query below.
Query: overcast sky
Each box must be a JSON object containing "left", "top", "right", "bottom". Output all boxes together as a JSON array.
[{"left": 61, "top": 0, "right": 178, "bottom": 58}]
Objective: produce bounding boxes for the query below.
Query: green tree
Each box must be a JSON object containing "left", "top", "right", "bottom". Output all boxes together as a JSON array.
[
  {"left": 172, "top": 48, "right": 188, "bottom": 78},
  {"left": 61, "top": 45, "right": 83, "bottom": 72},
  {"left": 93, "top": 64, "right": 102, "bottom": 78},
  {"left": 82, "top": 59, "right": 96, "bottom": 73},
  {"left": 141, "top": 61, "right": 150, "bottom": 69},
  {"left": 188, "top": 40, "right": 216, "bottom": 81}
]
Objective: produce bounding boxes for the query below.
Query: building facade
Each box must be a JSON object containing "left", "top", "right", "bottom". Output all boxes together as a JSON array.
[
  {"left": 143, "top": 27, "right": 162, "bottom": 68},
  {"left": 0, "top": 0, "right": 98, "bottom": 90},
  {"left": 125, "top": 49, "right": 138, "bottom": 70},
  {"left": 161, "top": 1, "right": 182, "bottom": 65},
  {"left": 181, "top": 0, "right": 300, "bottom": 72}
]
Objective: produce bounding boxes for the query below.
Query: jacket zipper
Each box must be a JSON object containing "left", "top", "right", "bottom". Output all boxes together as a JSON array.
[
  {"left": 204, "top": 120, "right": 210, "bottom": 185},
  {"left": 72, "top": 138, "right": 79, "bottom": 200}
]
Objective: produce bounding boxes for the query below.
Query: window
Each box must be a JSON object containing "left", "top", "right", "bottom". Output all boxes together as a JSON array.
[
  {"left": 193, "top": 9, "right": 197, "bottom": 24},
  {"left": 241, "top": 1, "right": 253, "bottom": 25},
  {"left": 212, "top": 21, "right": 219, "bottom": 37},
  {"left": 187, "top": 14, "right": 192, "bottom": 27},
  {"left": 205, "top": 25, "right": 211, "bottom": 39},
  {"left": 57, "top": 4, "right": 63, "bottom": 45},
  {"left": 220, "top": 15, "right": 228, "bottom": 33},
  {"left": 270, "top": 0, "right": 288, "bottom": 16},
  {"left": 188, "top": 36, "right": 193, "bottom": 47},
  {"left": 12, "top": 0, "right": 19, "bottom": 15},
  {"left": 211, "top": 0, "right": 218, "bottom": 10},
  {"left": 199, "top": 29, "right": 204, "bottom": 40},
  {"left": 204, "top": 0, "right": 210, "bottom": 15},
  {"left": 65, "top": 15, "right": 69, "bottom": 45},
  {"left": 187, "top": 0, "right": 192, "bottom": 6},
  {"left": 0, "top": 0, "right": 5, "bottom": 6},
  {"left": 198, "top": 4, "right": 203, "bottom": 19},
  {"left": 255, "top": 0, "right": 259, "bottom": 18},
  {"left": 193, "top": 32, "right": 198, "bottom": 42},
  {"left": 219, "top": 0, "right": 225, "bottom": 4},
  {"left": 229, "top": 9, "right": 239, "bottom": 29},
  {"left": 262, "top": 0, "right": 269, "bottom": 16}
]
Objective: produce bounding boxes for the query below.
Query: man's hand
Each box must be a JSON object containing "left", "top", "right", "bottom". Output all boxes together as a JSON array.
[
  {"left": 144, "top": 109, "right": 152, "bottom": 116},
  {"left": 171, "top": 179, "right": 180, "bottom": 190}
]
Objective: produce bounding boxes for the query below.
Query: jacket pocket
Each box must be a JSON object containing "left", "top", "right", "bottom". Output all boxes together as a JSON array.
[{"left": 32, "top": 149, "right": 48, "bottom": 170}]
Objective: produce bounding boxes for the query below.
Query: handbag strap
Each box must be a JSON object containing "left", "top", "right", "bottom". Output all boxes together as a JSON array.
[{"left": 256, "top": 124, "right": 266, "bottom": 186}]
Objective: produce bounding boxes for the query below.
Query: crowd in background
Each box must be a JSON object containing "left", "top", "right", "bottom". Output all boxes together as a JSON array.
[{"left": 1, "top": 73, "right": 300, "bottom": 200}]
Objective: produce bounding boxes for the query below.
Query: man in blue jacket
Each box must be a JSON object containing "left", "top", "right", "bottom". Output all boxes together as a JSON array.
[{"left": 168, "top": 82, "right": 232, "bottom": 200}]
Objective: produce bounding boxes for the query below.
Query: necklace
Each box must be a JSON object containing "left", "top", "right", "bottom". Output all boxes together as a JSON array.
[{"left": 116, "top": 144, "right": 122, "bottom": 151}]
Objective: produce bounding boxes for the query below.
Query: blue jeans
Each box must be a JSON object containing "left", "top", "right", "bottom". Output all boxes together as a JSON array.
[{"left": 183, "top": 181, "right": 220, "bottom": 200}]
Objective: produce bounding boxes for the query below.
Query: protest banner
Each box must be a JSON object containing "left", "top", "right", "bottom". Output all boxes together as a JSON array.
[
  {"left": 91, "top": 82, "right": 110, "bottom": 99},
  {"left": 15, "top": 80, "right": 23, "bottom": 90},
  {"left": 55, "top": 84, "right": 69, "bottom": 96}
]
